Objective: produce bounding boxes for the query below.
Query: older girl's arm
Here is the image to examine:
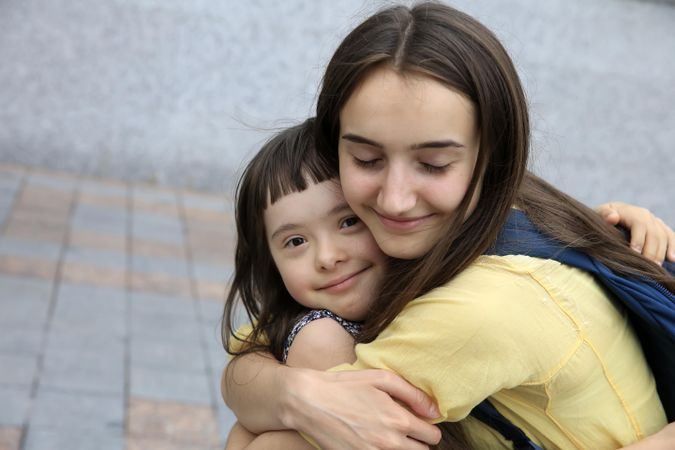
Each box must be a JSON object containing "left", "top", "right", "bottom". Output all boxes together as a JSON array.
[{"left": 222, "top": 352, "right": 442, "bottom": 449}]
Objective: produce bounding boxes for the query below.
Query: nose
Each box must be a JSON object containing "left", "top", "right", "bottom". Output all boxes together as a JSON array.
[
  {"left": 376, "top": 164, "right": 416, "bottom": 216},
  {"left": 315, "top": 236, "right": 347, "bottom": 271}
]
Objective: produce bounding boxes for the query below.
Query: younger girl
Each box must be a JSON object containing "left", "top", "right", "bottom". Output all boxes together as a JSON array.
[{"left": 221, "top": 118, "right": 389, "bottom": 448}]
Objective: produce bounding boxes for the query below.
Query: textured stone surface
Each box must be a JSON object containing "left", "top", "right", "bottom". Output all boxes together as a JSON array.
[
  {"left": 0, "top": 1, "right": 671, "bottom": 225},
  {"left": 0, "top": 166, "right": 234, "bottom": 448}
]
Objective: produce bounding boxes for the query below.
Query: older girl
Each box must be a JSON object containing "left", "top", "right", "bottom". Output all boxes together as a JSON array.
[{"left": 223, "top": 3, "right": 675, "bottom": 449}]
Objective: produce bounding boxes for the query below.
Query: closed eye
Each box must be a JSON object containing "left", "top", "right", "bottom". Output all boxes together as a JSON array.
[
  {"left": 421, "top": 162, "right": 450, "bottom": 174},
  {"left": 353, "top": 156, "right": 380, "bottom": 169}
]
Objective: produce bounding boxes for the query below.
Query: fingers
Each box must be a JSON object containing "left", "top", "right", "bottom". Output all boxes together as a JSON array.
[
  {"left": 598, "top": 202, "right": 673, "bottom": 265},
  {"left": 404, "top": 417, "right": 442, "bottom": 447},
  {"left": 368, "top": 370, "right": 440, "bottom": 419},
  {"left": 595, "top": 202, "right": 620, "bottom": 226}
]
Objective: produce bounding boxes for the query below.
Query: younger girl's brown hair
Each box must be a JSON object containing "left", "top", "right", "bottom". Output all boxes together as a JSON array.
[{"left": 221, "top": 118, "right": 337, "bottom": 361}]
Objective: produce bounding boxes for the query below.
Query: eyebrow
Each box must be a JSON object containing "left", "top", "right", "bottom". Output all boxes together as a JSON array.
[
  {"left": 341, "top": 133, "right": 465, "bottom": 150},
  {"left": 269, "top": 201, "right": 352, "bottom": 241}
]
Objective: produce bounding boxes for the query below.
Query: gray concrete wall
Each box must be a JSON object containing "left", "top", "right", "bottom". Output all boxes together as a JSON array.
[{"left": 0, "top": 0, "right": 673, "bottom": 223}]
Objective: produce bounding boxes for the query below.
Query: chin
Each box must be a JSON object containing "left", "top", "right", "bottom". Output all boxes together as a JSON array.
[{"left": 378, "top": 240, "right": 429, "bottom": 260}]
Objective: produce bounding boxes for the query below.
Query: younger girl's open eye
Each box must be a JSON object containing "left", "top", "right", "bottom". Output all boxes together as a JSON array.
[
  {"left": 340, "top": 216, "right": 360, "bottom": 229},
  {"left": 284, "top": 236, "right": 306, "bottom": 248}
]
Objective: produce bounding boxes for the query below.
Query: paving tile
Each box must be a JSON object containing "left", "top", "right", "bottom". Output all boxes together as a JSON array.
[
  {"left": 44, "top": 332, "right": 125, "bottom": 362},
  {"left": 25, "top": 171, "right": 78, "bottom": 191},
  {"left": 78, "top": 192, "right": 128, "bottom": 210},
  {"left": 132, "top": 186, "right": 177, "bottom": 205},
  {"left": 131, "top": 212, "right": 184, "bottom": 244},
  {"left": 0, "top": 275, "right": 52, "bottom": 327},
  {"left": 64, "top": 246, "right": 126, "bottom": 269},
  {"left": 56, "top": 282, "right": 126, "bottom": 310},
  {"left": 0, "top": 162, "right": 26, "bottom": 178},
  {"left": 50, "top": 291, "right": 126, "bottom": 338},
  {"left": 0, "top": 326, "right": 44, "bottom": 355},
  {"left": 131, "top": 339, "right": 207, "bottom": 372},
  {"left": 61, "top": 262, "right": 126, "bottom": 289},
  {"left": 0, "top": 354, "right": 39, "bottom": 387},
  {"left": 195, "top": 281, "right": 227, "bottom": 302},
  {"left": 130, "top": 272, "right": 191, "bottom": 297},
  {"left": 41, "top": 347, "right": 124, "bottom": 395},
  {"left": 0, "top": 178, "right": 21, "bottom": 198},
  {"left": 69, "top": 229, "right": 127, "bottom": 253},
  {"left": 23, "top": 427, "right": 124, "bottom": 450},
  {"left": 127, "top": 397, "right": 219, "bottom": 446},
  {"left": 133, "top": 199, "right": 179, "bottom": 217},
  {"left": 130, "top": 291, "right": 194, "bottom": 317},
  {"left": 0, "top": 237, "right": 62, "bottom": 261},
  {"left": 30, "top": 389, "right": 124, "bottom": 432},
  {"left": 79, "top": 178, "right": 128, "bottom": 197},
  {"left": 131, "top": 311, "right": 201, "bottom": 344},
  {"left": 184, "top": 210, "right": 232, "bottom": 227},
  {"left": 180, "top": 192, "right": 228, "bottom": 212},
  {"left": 0, "top": 385, "right": 31, "bottom": 426},
  {"left": 189, "top": 247, "right": 232, "bottom": 266},
  {"left": 132, "top": 238, "right": 184, "bottom": 259},
  {"left": 16, "top": 185, "right": 74, "bottom": 210},
  {"left": 71, "top": 204, "right": 127, "bottom": 235},
  {"left": 130, "top": 367, "right": 212, "bottom": 405},
  {"left": 3, "top": 220, "right": 68, "bottom": 244},
  {"left": 131, "top": 254, "right": 189, "bottom": 278},
  {"left": 0, "top": 273, "right": 54, "bottom": 300},
  {"left": 191, "top": 262, "right": 231, "bottom": 284},
  {"left": 0, "top": 255, "right": 58, "bottom": 280},
  {"left": 0, "top": 426, "right": 22, "bottom": 450}
]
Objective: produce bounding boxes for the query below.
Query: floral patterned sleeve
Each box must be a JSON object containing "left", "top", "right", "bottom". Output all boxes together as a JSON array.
[{"left": 282, "top": 309, "right": 362, "bottom": 363}]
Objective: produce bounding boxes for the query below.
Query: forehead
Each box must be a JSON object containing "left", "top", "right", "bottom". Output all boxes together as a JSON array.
[
  {"left": 263, "top": 180, "right": 347, "bottom": 235},
  {"left": 339, "top": 67, "right": 477, "bottom": 145}
]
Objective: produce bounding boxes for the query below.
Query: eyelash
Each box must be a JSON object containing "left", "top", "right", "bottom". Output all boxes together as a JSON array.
[
  {"left": 283, "top": 236, "right": 306, "bottom": 248},
  {"left": 421, "top": 163, "right": 450, "bottom": 174},
  {"left": 352, "top": 157, "right": 379, "bottom": 169},
  {"left": 354, "top": 156, "right": 449, "bottom": 174},
  {"left": 340, "top": 216, "right": 360, "bottom": 228}
]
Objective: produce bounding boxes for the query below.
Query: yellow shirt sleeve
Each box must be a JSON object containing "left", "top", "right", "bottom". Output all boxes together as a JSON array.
[{"left": 330, "top": 256, "right": 573, "bottom": 422}]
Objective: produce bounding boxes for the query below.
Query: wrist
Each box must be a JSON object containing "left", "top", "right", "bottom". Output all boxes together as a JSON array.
[{"left": 278, "top": 366, "right": 313, "bottom": 431}]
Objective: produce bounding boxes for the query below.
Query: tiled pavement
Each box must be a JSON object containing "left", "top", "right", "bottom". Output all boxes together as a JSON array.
[{"left": 0, "top": 163, "right": 239, "bottom": 450}]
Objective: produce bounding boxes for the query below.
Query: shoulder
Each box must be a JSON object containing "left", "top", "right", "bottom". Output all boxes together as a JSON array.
[{"left": 286, "top": 316, "right": 357, "bottom": 370}]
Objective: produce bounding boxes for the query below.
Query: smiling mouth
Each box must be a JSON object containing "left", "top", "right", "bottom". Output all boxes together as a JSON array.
[
  {"left": 319, "top": 267, "right": 370, "bottom": 291},
  {"left": 373, "top": 210, "right": 435, "bottom": 231}
]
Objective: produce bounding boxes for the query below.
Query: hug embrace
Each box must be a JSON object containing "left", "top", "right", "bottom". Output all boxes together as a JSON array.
[{"left": 221, "top": 2, "right": 675, "bottom": 449}]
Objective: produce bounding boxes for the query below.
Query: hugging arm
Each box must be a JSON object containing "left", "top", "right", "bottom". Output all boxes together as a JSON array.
[
  {"left": 222, "top": 318, "right": 442, "bottom": 450},
  {"left": 596, "top": 202, "right": 675, "bottom": 264}
]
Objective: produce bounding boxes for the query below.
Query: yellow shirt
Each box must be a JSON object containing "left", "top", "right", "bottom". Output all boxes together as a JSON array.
[{"left": 332, "top": 255, "right": 666, "bottom": 449}]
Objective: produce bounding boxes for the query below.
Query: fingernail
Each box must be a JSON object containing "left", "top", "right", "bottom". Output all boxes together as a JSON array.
[
  {"left": 429, "top": 404, "right": 440, "bottom": 417},
  {"left": 631, "top": 245, "right": 642, "bottom": 252}
]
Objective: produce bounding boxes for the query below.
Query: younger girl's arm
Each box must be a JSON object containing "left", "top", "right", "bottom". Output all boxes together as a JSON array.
[
  {"left": 223, "top": 318, "right": 442, "bottom": 449},
  {"left": 596, "top": 202, "right": 675, "bottom": 263},
  {"left": 233, "top": 317, "right": 358, "bottom": 450}
]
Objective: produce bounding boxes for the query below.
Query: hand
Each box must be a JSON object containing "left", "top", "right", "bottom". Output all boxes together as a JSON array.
[
  {"left": 596, "top": 202, "right": 675, "bottom": 264},
  {"left": 282, "top": 368, "right": 442, "bottom": 450}
]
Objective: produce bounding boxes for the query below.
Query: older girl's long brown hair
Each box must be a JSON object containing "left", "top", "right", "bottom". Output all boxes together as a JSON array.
[{"left": 316, "top": 2, "right": 673, "bottom": 449}]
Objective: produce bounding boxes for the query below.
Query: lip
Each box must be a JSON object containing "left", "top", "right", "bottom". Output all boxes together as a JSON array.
[
  {"left": 373, "top": 209, "right": 435, "bottom": 232},
  {"left": 318, "top": 267, "right": 370, "bottom": 292}
]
